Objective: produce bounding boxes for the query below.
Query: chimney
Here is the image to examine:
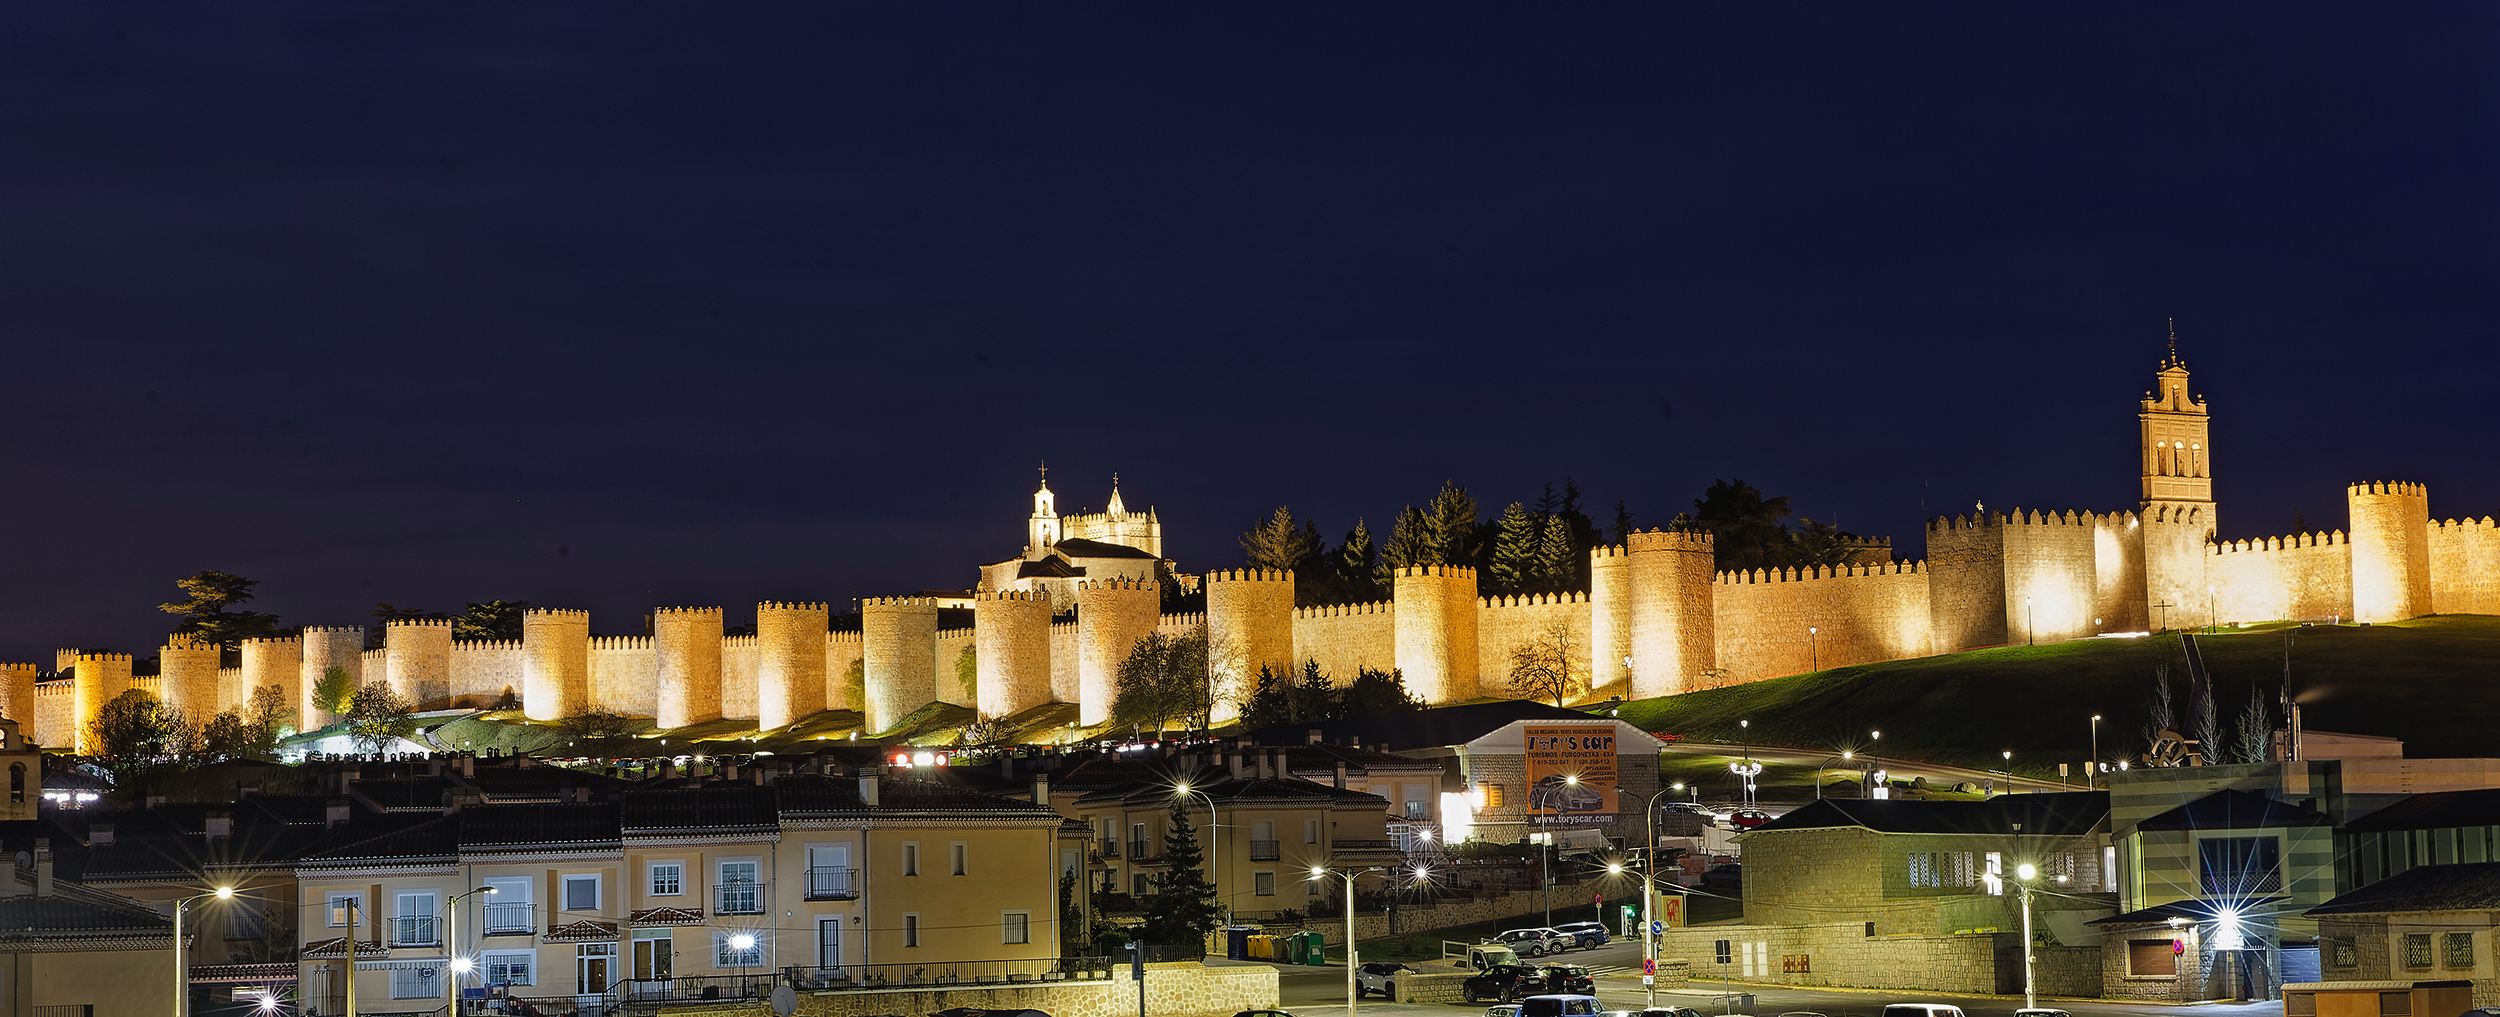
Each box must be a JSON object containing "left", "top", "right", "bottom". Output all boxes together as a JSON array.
[
  {"left": 749, "top": 767, "right": 765, "bottom": 787},
  {"left": 205, "top": 810, "right": 233, "bottom": 840},
  {"left": 459, "top": 754, "right": 475, "bottom": 778},
  {"left": 88, "top": 823, "right": 113, "bottom": 847},
  {"left": 425, "top": 756, "right": 443, "bottom": 777},
  {"left": 1307, "top": 729, "right": 1323, "bottom": 745},
  {"left": 858, "top": 766, "right": 882, "bottom": 807},
  {"left": 325, "top": 799, "right": 351, "bottom": 829},
  {"left": 32, "top": 839, "right": 51, "bottom": 897},
  {"left": 1229, "top": 753, "right": 1246, "bottom": 780},
  {"left": 659, "top": 759, "right": 678, "bottom": 780},
  {"left": 235, "top": 782, "right": 260, "bottom": 801},
  {"left": 1032, "top": 774, "right": 1051, "bottom": 807},
  {"left": 723, "top": 762, "right": 740, "bottom": 782},
  {"left": 1334, "top": 763, "right": 1348, "bottom": 790}
]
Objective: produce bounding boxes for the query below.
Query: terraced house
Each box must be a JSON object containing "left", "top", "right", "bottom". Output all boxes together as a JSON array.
[{"left": 293, "top": 768, "right": 1064, "bottom": 1014}]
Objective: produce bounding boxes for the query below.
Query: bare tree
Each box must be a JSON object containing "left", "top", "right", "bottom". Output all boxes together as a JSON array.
[{"left": 1507, "top": 625, "right": 1585, "bottom": 706}]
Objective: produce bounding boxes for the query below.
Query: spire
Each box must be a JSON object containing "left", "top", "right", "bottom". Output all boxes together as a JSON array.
[
  {"left": 2164, "top": 318, "right": 2184, "bottom": 369},
  {"left": 1038, "top": 460, "right": 1050, "bottom": 490},
  {"left": 1106, "top": 473, "right": 1126, "bottom": 516}
]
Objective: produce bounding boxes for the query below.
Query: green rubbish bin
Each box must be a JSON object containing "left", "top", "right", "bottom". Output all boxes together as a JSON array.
[
  {"left": 1280, "top": 935, "right": 1302, "bottom": 965},
  {"left": 1302, "top": 930, "right": 1326, "bottom": 966}
]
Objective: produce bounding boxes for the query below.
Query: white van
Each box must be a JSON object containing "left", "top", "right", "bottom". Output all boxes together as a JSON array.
[
  {"left": 1880, "top": 1006, "right": 1966, "bottom": 1017},
  {"left": 1519, "top": 995, "right": 1602, "bottom": 1017}
]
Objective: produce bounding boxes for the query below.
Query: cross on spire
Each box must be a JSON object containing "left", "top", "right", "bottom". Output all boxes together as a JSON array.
[{"left": 1038, "top": 460, "right": 1048, "bottom": 486}]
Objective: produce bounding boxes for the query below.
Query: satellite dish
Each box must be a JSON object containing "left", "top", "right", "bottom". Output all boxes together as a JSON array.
[{"left": 769, "top": 986, "right": 797, "bottom": 1017}]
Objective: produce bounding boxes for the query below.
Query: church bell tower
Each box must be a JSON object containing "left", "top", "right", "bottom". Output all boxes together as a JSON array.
[{"left": 1027, "top": 466, "right": 1061, "bottom": 559}]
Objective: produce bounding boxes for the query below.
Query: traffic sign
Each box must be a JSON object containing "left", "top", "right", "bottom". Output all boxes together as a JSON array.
[
  {"left": 1643, "top": 959, "right": 1657, "bottom": 975},
  {"left": 1594, "top": 893, "right": 1604, "bottom": 907},
  {"left": 1650, "top": 920, "right": 1664, "bottom": 935}
]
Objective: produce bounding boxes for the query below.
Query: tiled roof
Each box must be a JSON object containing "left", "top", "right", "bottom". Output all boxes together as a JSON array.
[
  {"left": 0, "top": 874, "right": 173, "bottom": 943},
  {"left": 773, "top": 774, "right": 1059, "bottom": 818},
  {"left": 349, "top": 777, "right": 454, "bottom": 811},
  {"left": 458, "top": 802, "right": 621, "bottom": 850},
  {"left": 625, "top": 906, "right": 706, "bottom": 926},
  {"left": 543, "top": 919, "right": 619, "bottom": 942},
  {"left": 2131, "top": 789, "right": 2330, "bottom": 832},
  {"left": 2092, "top": 895, "right": 2290, "bottom": 927},
  {"left": 1015, "top": 558, "right": 1083, "bottom": 579},
  {"left": 622, "top": 785, "right": 777, "bottom": 835},
  {"left": 301, "top": 936, "right": 394, "bottom": 959},
  {"left": 1052, "top": 538, "right": 1158, "bottom": 560},
  {"left": 2308, "top": 863, "right": 2500, "bottom": 916},
  {"left": 1747, "top": 791, "right": 2109, "bottom": 838},
  {"left": 1241, "top": 700, "right": 1602, "bottom": 753}
]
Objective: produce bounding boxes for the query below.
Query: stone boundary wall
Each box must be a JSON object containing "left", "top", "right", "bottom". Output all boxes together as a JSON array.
[
  {"left": 1393, "top": 959, "right": 1691, "bottom": 1003},
  {"left": 721, "top": 633, "right": 759, "bottom": 721},
  {"left": 1263, "top": 876, "right": 1610, "bottom": 946},
  {"left": 448, "top": 639, "right": 523, "bottom": 709},
  {"left": 1290, "top": 601, "right": 1394, "bottom": 684},
  {"left": 785, "top": 963, "right": 1276, "bottom": 1017},
  {"left": 1712, "top": 563, "right": 1930, "bottom": 684},
  {"left": 1475, "top": 592, "right": 1590, "bottom": 694},
  {"left": 2430, "top": 515, "right": 2500, "bottom": 616},
  {"left": 1655, "top": 922, "right": 2099, "bottom": 996},
  {"left": 2208, "top": 530, "right": 2353, "bottom": 624},
  {"left": 933, "top": 626, "right": 975, "bottom": 709},
  {"left": 589, "top": 635, "right": 657, "bottom": 718}
]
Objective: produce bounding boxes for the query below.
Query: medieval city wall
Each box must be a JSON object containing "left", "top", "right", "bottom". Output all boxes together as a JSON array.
[
  {"left": 216, "top": 665, "right": 248, "bottom": 714},
  {"left": 1926, "top": 515, "right": 2008, "bottom": 651},
  {"left": 1207, "top": 569, "right": 1294, "bottom": 716},
  {"left": 589, "top": 635, "right": 658, "bottom": 718},
  {"left": 756, "top": 601, "right": 830, "bottom": 730},
  {"left": 2349, "top": 481, "right": 2432, "bottom": 624},
  {"left": 1392, "top": 566, "right": 1479, "bottom": 703},
  {"left": 68, "top": 652, "right": 131, "bottom": 754},
  {"left": 384, "top": 619, "right": 455, "bottom": 709},
  {"left": 0, "top": 663, "right": 32, "bottom": 731},
  {"left": 825, "top": 630, "right": 864, "bottom": 714},
  {"left": 1049, "top": 618, "right": 1080, "bottom": 704},
  {"left": 862, "top": 597, "right": 937, "bottom": 733},
  {"left": 32, "top": 680, "right": 72, "bottom": 749},
  {"left": 2093, "top": 510, "right": 2150, "bottom": 633},
  {"left": 1711, "top": 562, "right": 1932, "bottom": 683},
  {"left": 243, "top": 636, "right": 305, "bottom": 728},
  {"left": 300, "top": 626, "right": 363, "bottom": 729},
  {"left": 933, "top": 626, "right": 976, "bottom": 709},
  {"left": 2429, "top": 516, "right": 2500, "bottom": 617},
  {"left": 158, "top": 637, "right": 222, "bottom": 725},
  {"left": 654, "top": 607, "right": 723, "bottom": 728},
  {"left": 1288, "top": 601, "right": 1394, "bottom": 684},
  {"left": 521, "top": 609, "right": 590, "bottom": 722},
  {"left": 721, "top": 633, "right": 759, "bottom": 721},
  {"left": 449, "top": 639, "right": 524, "bottom": 709},
  {"left": 1588, "top": 545, "right": 1632, "bottom": 694},
  {"left": 2140, "top": 501, "right": 2216, "bottom": 630},
  {"left": 1474, "top": 592, "right": 1591, "bottom": 696},
  {"left": 2206, "top": 531, "right": 2353, "bottom": 624},
  {"left": 1625, "top": 530, "right": 1717, "bottom": 698},
  {"left": 1075, "top": 580, "right": 1159, "bottom": 727},
  {"left": 974, "top": 592, "right": 1051, "bottom": 719},
  {"left": 1998, "top": 509, "right": 2102, "bottom": 643}
]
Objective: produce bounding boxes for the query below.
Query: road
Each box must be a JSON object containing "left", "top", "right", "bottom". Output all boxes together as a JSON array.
[
  {"left": 1259, "top": 938, "right": 2279, "bottom": 1016},
  {"left": 1661, "top": 742, "right": 2078, "bottom": 799}
]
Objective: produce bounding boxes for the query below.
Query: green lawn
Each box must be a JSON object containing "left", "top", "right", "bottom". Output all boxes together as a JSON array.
[{"left": 1617, "top": 615, "right": 2500, "bottom": 770}]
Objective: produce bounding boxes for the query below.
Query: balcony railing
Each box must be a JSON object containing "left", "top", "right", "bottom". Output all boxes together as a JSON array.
[
  {"left": 1128, "top": 840, "right": 1153, "bottom": 860},
  {"left": 390, "top": 915, "right": 439, "bottom": 947},
  {"left": 804, "top": 867, "right": 858, "bottom": 901},
  {"left": 1095, "top": 838, "right": 1119, "bottom": 858},
  {"left": 481, "top": 901, "right": 534, "bottom": 935},
  {"left": 1249, "top": 840, "right": 1281, "bottom": 861},
  {"left": 716, "top": 880, "right": 766, "bottom": 916}
]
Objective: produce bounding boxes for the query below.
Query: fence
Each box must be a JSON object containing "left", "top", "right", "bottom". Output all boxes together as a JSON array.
[
  {"left": 804, "top": 866, "right": 858, "bottom": 900},
  {"left": 480, "top": 901, "right": 534, "bottom": 935}
]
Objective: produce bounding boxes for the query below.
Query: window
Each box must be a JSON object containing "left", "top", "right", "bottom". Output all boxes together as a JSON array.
[
  {"left": 649, "top": 861, "right": 683, "bottom": 896},
  {"left": 8, "top": 763, "right": 22, "bottom": 803},
  {"left": 1404, "top": 783, "right": 1430, "bottom": 820},
  {"left": 1984, "top": 852, "right": 2004, "bottom": 896},
  {"left": 716, "top": 931, "right": 764, "bottom": 968},
  {"left": 327, "top": 893, "right": 363, "bottom": 928},
  {"left": 902, "top": 842, "right": 920, "bottom": 876},
  {"left": 903, "top": 914, "right": 920, "bottom": 948},
  {"left": 2128, "top": 939, "right": 2177, "bottom": 977},
  {"left": 1304, "top": 819, "right": 1320, "bottom": 844},
  {"left": 951, "top": 842, "right": 968, "bottom": 876},
  {"left": 2447, "top": 932, "right": 2475, "bottom": 969},
  {"left": 390, "top": 965, "right": 439, "bottom": 999},
  {"left": 224, "top": 897, "right": 265, "bottom": 941},
  {"left": 1480, "top": 783, "right": 1506, "bottom": 808},
  {"left": 2105, "top": 846, "right": 2119, "bottom": 893},
  {"left": 2330, "top": 937, "right": 2358, "bottom": 969},
  {"left": 482, "top": 877, "right": 532, "bottom": 935},
  {"left": 1132, "top": 873, "right": 1149, "bottom": 896},
  {"left": 2405, "top": 933, "right": 2434, "bottom": 969},
  {"left": 1003, "top": 911, "right": 1030, "bottom": 945},
  {"left": 564, "top": 874, "right": 600, "bottom": 912},
  {"left": 1907, "top": 852, "right": 1939, "bottom": 889},
  {"left": 1254, "top": 871, "right": 1276, "bottom": 896},
  {"left": 483, "top": 950, "right": 535, "bottom": 986},
  {"left": 1952, "top": 851, "right": 1975, "bottom": 887},
  {"left": 394, "top": 892, "right": 440, "bottom": 946},
  {"left": 2198, "top": 837, "right": 2283, "bottom": 895},
  {"left": 718, "top": 860, "right": 761, "bottom": 914}
]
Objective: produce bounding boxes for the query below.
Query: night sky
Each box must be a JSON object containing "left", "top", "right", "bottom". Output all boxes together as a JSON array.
[{"left": 6, "top": 5, "right": 2496, "bottom": 664}]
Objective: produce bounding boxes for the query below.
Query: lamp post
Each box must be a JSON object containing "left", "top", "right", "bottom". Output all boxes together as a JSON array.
[
  {"left": 1173, "top": 782, "right": 1225, "bottom": 925},
  {"left": 2014, "top": 863, "right": 2040, "bottom": 1010},
  {"left": 446, "top": 886, "right": 494, "bottom": 1016},
  {"left": 1308, "top": 865, "right": 1385, "bottom": 1017},
  {"left": 1814, "top": 751, "right": 1855, "bottom": 800},
  {"left": 172, "top": 886, "right": 236, "bottom": 1017},
  {"left": 2089, "top": 715, "right": 2103, "bottom": 790},
  {"left": 1807, "top": 627, "right": 1818, "bottom": 671},
  {"left": 2026, "top": 597, "right": 2034, "bottom": 646}
]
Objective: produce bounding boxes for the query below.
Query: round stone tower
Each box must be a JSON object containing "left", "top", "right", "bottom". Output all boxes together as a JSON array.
[
  {"left": 1391, "top": 565, "right": 1480, "bottom": 705},
  {"left": 1206, "top": 568, "right": 1295, "bottom": 714},
  {"left": 974, "top": 590, "right": 1052, "bottom": 720},
  {"left": 653, "top": 606, "right": 724, "bottom": 730},
  {"left": 243, "top": 635, "right": 306, "bottom": 728},
  {"left": 385, "top": 618, "right": 454, "bottom": 710},
  {"left": 522, "top": 609, "right": 591, "bottom": 721},
  {"left": 755, "top": 601, "right": 829, "bottom": 731},
  {"left": 0, "top": 662, "right": 33, "bottom": 727},
  {"left": 2349, "top": 481, "right": 2433, "bottom": 624},
  {"left": 862, "top": 597, "right": 940, "bottom": 734},
  {"left": 159, "top": 637, "right": 223, "bottom": 724},
  {"left": 1587, "top": 545, "right": 1632, "bottom": 694},
  {"left": 70, "top": 651, "right": 133, "bottom": 755},
  {"left": 299, "top": 627, "right": 364, "bottom": 727},
  {"left": 1626, "top": 528, "right": 1717, "bottom": 699},
  {"left": 1077, "top": 579, "right": 1161, "bottom": 727}
]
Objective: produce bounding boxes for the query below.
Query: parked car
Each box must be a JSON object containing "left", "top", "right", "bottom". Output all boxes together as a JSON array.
[
  {"left": 1463, "top": 964, "right": 1547, "bottom": 1003},
  {"left": 1539, "top": 964, "right": 1595, "bottom": 995},
  {"left": 1552, "top": 921, "right": 1610, "bottom": 948},
  {"left": 1880, "top": 1006, "right": 1967, "bottom": 1017},
  {"left": 1519, "top": 995, "right": 1602, "bottom": 1017},
  {"left": 1729, "top": 808, "right": 1774, "bottom": 829},
  {"left": 1494, "top": 927, "right": 1574, "bottom": 957},
  {"left": 1603, "top": 1010, "right": 1702, "bottom": 1017},
  {"left": 1700, "top": 864, "right": 1743, "bottom": 889},
  {"left": 1464, "top": 944, "right": 1522, "bottom": 970},
  {"left": 2012, "top": 1011, "right": 2073, "bottom": 1017},
  {"left": 1355, "top": 962, "right": 1412, "bottom": 999},
  {"left": 1483, "top": 1006, "right": 1522, "bottom": 1017}
]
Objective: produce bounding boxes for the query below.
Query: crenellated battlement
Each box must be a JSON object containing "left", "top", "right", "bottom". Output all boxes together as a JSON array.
[
  {"left": 1625, "top": 527, "right": 1713, "bottom": 552},
  {"left": 1159, "top": 611, "right": 1205, "bottom": 629},
  {"left": 828, "top": 629, "right": 864, "bottom": 644},
  {"left": 860, "top": 596, "right": 939, "bottom": 609},
  {"left": 934, "top": 626, "right": 974, "bottom": 640},
  {"left": 1590, "top": 543, "right": 1627, "bottom": 560},
  {"left": 653, "top": 605, "right": 722, "bottom": 617},
  {"left": 1205, "top": 568, "right": 1293, "bottom": 584},
  {"left": 1077, "top": 578, "right": 1156, "bottom": 592},
  {"left": 73, "top": 651, "right": 131, "bottom": 664},
  {"left": 1714, "top": 560, "right": 1928, "bottom": 585},
  {"left": 722, "top": 633, "right": 758, "bottom": 647},
  {"left": 162, "top": 635, "right": 219, "bottom": 651},
  {"left": 384, "top": 618, "right": 453, "bottom": 629},
  {"left": 1927, "top": 507, "right": 2104, "bottom": 531},
  {"left": 590, "top": 635, "right": 651, "bottom": 650},
  {"left": 2435, "top": 516, "right": 2500, "bottom": 531},
  {"left": 300, "top": 625, "right": 363, "bottom": 635},
  {"left": 240, "top": 635, "right": 298, "bottom": 647},
  {"left": 2352, "top": 480, "right": 2430, "bottom": 499},
  {"left": 977, "top": 590, "right": 1047, "bottom": 602},
  {"left": 524, "top": 607, "right": 590, "bottom": 620},
  {"left": 451, "top": 638, "right": 522, "bottom": 651},
  {"left": 1479, "top": 591, "right": 1590, "bottom": 609},
  {"left": 2211, "top": 531, "right": 2347, "bottom": 555},
  {"left": 758, "top": 600, "right": 828, "bottom": 612},
  {"left": 1392, "top": 564, "right": 1478, "bottom": 579},
  {"left": 1294, "top": 600, "right": 1392, "bottom": 619}
]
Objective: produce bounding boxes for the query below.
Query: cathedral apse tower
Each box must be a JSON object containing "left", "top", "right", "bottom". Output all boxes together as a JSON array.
[{"left": 2139, "top": 335, "right": 2216, "bottom": 631}]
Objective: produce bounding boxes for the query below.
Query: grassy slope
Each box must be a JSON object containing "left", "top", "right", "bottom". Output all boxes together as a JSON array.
[{"left": 1616, "top": 615, "right": 2500, "bottom": 772}]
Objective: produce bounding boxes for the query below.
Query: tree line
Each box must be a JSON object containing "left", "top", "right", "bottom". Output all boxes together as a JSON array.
[{"left": 1239, "top": 477, "right": 1871, "bottom": 608}]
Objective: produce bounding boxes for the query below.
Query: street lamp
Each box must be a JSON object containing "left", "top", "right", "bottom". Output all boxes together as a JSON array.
[
  {"left": 2089, "top": 715, "right": 2103, "bottom": 790},
  {"left": 1814, "top": 751, "right": 1855, "bottom": 800},
  {"left": 1308, "top": 865, "right": 1387, "bottom": 1017},
  {"left": 1807, "top": 626, "right": 1818, "bottom": 671},
  {"left": 2026, "top": 597, "right": 2034, "bottom": 646},
  {"left": 1173, "top": 782, "right": 1225, "bottom": 925},
  {"left": 2014, "top": 863, "right": 2040, "bottom": 1010},
  {"left": 172, "top": 886, "right": 237, "bottom": 1017},
  {"left": 446, "top": 886, "right": 494, "bottom": 1016}
]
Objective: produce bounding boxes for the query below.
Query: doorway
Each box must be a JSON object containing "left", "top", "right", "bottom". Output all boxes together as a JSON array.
[{"left": 577, "top": 942, "right": 616, "bottom": 1000}]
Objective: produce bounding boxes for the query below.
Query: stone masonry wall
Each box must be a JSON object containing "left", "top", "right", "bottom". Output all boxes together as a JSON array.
[
  {"left": 1711, "top": 563, "right": 1930, "bottom": 684},
  {"left": 1290, "top": 601, "right": 1394, "bottom": 685},
  {"left": 588, "top": 635, "right": 657, "bottom": 718},
  {"left": 447, "top": 639, "right": 523, "bottom": 709},
  {"left": 1475, "top": 592, "right": 1591, "bottom": 696},
  {"left": 2431, "top": 515, "right": 2500, "bottom": 616},
  {"left": 2207, "top": 530, "right": 2354, "bottom": 624},
  {"left": 788, "top": 963, "right": 1276, "bottom": 1017}
]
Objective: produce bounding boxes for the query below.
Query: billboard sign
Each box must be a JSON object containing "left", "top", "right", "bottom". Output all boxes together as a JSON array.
[{"left": 1523, "top": 723, "right": 1619, "bottom": 824}]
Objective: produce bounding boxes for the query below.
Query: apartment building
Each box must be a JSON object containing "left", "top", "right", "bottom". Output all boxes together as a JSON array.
[{"left": 293, "top": 769, "right": 1063, "bottom": 1015}]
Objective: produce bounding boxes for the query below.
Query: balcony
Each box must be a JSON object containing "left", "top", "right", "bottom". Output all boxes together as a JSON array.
[
  {"left": 805, "top": 867, "right": 858, "bottom": 901},
  {"left": 1127, "top": 840, "right": 1153, "bottom": 861},
  {"left": 1094, "top": 838, "right": 1119, "bottom": 859},
  {"left": 390, "top": 915, "right": 439, "bottom": 947},
  {"left": 1249, "top": 840, "right": 1281, "bottom": 861},
  {"left": 716, "top": 880, "right": 766, "bottom": 916},
  {"left": 480, "top": 901, "right": 534, "bottom": 936}
]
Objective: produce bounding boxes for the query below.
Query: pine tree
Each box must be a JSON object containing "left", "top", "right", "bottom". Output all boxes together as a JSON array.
[
  {"left": 1291, "top": 659, "right": 1338, "bottom": 723},
  {"left": 1381, "top": 505, "right": 1440, "bottom": 572},
  {"left": 1142, "top": 799, "right": 1226, "bottom": 946},
  {"left": 1240, "top": 507, "right": 1321, "bottom": 573},
  {"left": 1340, "top": 668, "right": 1423, "bottom": 718},
  {"left": 1488, "top": 502, "right": 1540, "bottom": 593},
  {"left": 1239, "top": 666, "right": 1293, "bottom": 730},
  {"left": 1531, "top": 509, "right": 1577, "bottom": 592},
  {"left": 1610, "top": 500, "right": 1636, "bottom": 544},
  {"left": 1330, "top": 520, "right": 1382, "bottom": 603},
  {"left": 1430, "top": 482, "right": 1478, "bottom": 567}
]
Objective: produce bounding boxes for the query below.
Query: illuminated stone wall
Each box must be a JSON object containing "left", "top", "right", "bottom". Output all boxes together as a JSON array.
[
  {"left": 521, "top": 608, "right": 589, "bottom": 722},
  {"left": 384, "top": 619, "right": 454, "bottom": 708},
  {"left": 1473, "top": 591, "right": 1590, "bottom": 698},
  {"left": 1391, "top": 565, "right": 1478, "bottom": 704},
  {"left": 653, "top": 607, "right": 722, "bottom": 728},
  {"left": 756, "top": 601, "right": 828, "bottom": 730},
  {"left": 2351, "top": 481, "right": 2433, "bottom": 623},
  {"left": 1288, "top": 600, "right": 1393, "bottom": 686},
  {"left": 973, "top": 591, "right": 1051, "bottom": 719},
  {"left": 589, "top": 634, "right": 657, "bottom": 718},
  {"left": 1712, "top": 562, "right": 1932, "bottom": 683},
  {"left": 2430, "top": 515, "right": 2500, "bottom": 616}
]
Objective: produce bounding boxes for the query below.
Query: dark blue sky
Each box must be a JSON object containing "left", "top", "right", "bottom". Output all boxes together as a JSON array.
[{"left": 5, "top": 4, "right": 2496, "bottom": 663}]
